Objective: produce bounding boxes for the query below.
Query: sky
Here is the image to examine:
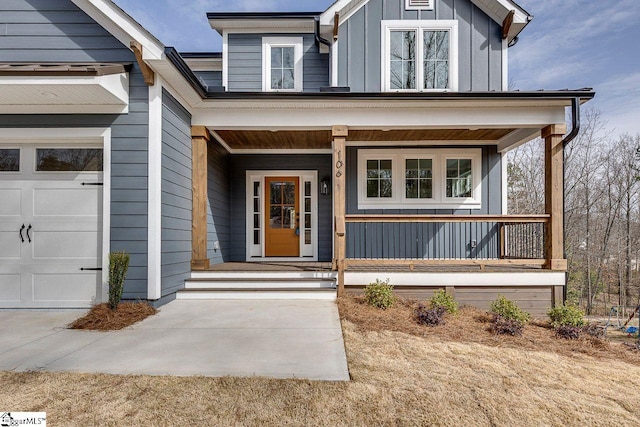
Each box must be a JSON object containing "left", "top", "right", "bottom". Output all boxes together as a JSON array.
[{"left": 113, "top": 0, "right": 640, "bottom": 138}]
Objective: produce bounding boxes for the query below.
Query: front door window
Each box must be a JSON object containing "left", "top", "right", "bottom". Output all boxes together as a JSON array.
[{"left": 265, "top": 177, "right": 300, "bottom": 257}]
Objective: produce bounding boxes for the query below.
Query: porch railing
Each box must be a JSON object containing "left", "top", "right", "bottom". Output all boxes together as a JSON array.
[{"left": 335, "top": 215, "right": 550, "bottom": 276}]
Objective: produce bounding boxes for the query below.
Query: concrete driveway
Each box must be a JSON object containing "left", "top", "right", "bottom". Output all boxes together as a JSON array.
[{"left": 0, "top": 300, "right": 350, "bottom": 381}]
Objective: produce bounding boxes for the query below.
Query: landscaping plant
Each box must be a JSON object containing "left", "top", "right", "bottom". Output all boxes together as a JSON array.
[
  {"left": 108, "top": 251, "right": 130, "bottom": 310},
  {"left": 489, "top": 295, "right": 530, "bottom": 336},
  {"left": 363, "top": 278, "right": 396, "bottom": 309},
  {"left": 415, "top": 304, "right": 446, "bottom": 326},
  {"left": 429, "top": 289, "right": 458, "bottom": 314},
  {"left": 547, "top": 303, "right": 586, "bottom": 340}
]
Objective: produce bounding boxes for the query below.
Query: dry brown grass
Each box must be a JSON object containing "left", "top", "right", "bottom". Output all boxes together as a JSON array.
[
  {"left": 69, "top": 302, "right": 157, "bottom": 331},
  {"left": 339, "top": 295, "right": 640, "bottom": 366},
  {"left": 2, "top": 296, "right": 640, "bottom": 426}
]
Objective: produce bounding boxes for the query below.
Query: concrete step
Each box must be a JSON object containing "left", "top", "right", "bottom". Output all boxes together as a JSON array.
[
  {"left": 190, "top": 271, "right": 337, "bottom": 280},
  {"left": 184, "top": 278, "right": 337, "bottom": 290},
  {"left": 176, "top": 287, "right": 337, "bottom": 301}
]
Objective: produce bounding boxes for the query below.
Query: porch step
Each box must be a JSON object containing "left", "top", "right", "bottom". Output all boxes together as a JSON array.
[
  {"left": 176, "top": 287, "right": 337, "bottom": 301},
  {"left": 184, "top": 277, "right": 337, "bottom": 290}
]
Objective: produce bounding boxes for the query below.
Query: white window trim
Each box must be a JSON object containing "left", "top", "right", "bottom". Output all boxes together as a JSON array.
[
  {"left": 381, "top": 20, "right": 459, "bottom": 92},
  {"left": 262, "top": 37, "right": 304, "bottom": 92},
  {"left": 405, "top": 0, "right": 434, "bottom": 10},
  {"left": 357, "top": 149, "right": 481, "bottom": 210}
]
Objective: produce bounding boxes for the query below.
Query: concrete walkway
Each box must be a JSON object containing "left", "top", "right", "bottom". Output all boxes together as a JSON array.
[{"left": 0, "top": 300, "right": 350, "bottom": 381}]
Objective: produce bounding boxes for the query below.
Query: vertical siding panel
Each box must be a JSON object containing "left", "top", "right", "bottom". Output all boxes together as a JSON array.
[
  {"left": 471, "top": 4, "right": 490, "bottom": 91},
  {"left": 365, "top": 1, "right": 383, "bottom": 92},
  {"left": 206, "top": 142, "right": 230, "bottom": 264},
  {"left": 383, "top": 0, "right": 400, "bottom": 20},
  {"left": 349, "top": 8, "right": 366, "bottom": 92},
  {"left": 438, "top": 0, "right": 455, "bottom": 20},
  {"left": 455, "top": 0, "right": 473, "bottom": 92},
  {"left": 338, "top": 21, "right": 349, "bottom": 87},
  {"left": 489, "top": 18, "right": 503, "bottom": 91}
]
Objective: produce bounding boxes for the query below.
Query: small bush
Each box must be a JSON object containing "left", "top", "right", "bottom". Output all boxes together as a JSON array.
[
  {"left": 429, "top": 290, "right": 458, "bottom": 314},
  {"left": 490, "top": 314, "right": 524, "bottom": 336},
  {"left": 582, "top": 323, "right": 605, "bottom": 339},
  {"left": 490, "top": 295, "right": 531, "bottom": 324},
  {"left": 108, "top": 251, "right": 130, "bottom": 310},
  {"left": 547, "top": 304, "right": 585, "bottom": 327},
  {"left": 363, "top": 278, "right": 396, "bottom": 310},
  {"left": 556, "top": 325, "right": 581, "bottom": 340},
  {"left": 416, "top": 304, "right": 446, "bottom": 327}
]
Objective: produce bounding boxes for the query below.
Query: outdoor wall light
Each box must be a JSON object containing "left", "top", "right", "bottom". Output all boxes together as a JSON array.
[{"left": 320, "top": 177, "right": 331, "bottom": 196}]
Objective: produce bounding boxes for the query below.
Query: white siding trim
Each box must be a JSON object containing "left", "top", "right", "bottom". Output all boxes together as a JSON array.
[
  {"left": 501, "top": 152, "right": 508, "bottom": 214},
  {"left": 222, "top": 31, "right": 229, "bottom": 91},
  {"left": 147, "top": 78, "right": 163, "bottom": 301},
  {"left": 345, "top": 271, "right": 566, "bottom": 287},
  {"left": 331, "top": 39, "right": 339, "bottom": 87},
  {"left": 502, "top": 38, "right": 509, "bottom": 91}
]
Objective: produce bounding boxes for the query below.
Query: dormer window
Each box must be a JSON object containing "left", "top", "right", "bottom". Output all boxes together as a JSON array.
[
  {"left": 262, "top": 37, "right": 303, "bottom": 92},
  {"left": 382, "top": 20, "right": 458, "bottom": 92}
]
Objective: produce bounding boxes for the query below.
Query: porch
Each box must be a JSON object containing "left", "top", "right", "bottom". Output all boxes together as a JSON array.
[{"left": 184, "top": 93, "right": 587, "bottom": 310}]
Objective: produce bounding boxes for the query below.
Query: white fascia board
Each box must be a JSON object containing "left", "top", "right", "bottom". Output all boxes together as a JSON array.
[
  {"left": 209, "top": 20, "right": 315, "bottom": 34},
  {"left": 192, "top": 102, "right": 566, "bottom": 130},
  {"left": 147, "top": 77, "right": 163, "bottom": 301},
  {"left": 71, "top": 0, "right": 165, "bottom": 60},
  {"left": 344, "top": 272, "right": 566, "bottom": 287},
  {"left": 146, "top": 60, "right": 202, "bottom": 110},
  {"left": 470, "top": 0, "right": 530, "bottom": 41},
  {"left": 320, "top": 0, "right": 360, "bottom": 25}
]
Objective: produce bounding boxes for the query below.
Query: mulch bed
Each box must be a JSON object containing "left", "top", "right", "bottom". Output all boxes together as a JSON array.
[
  {"left": 338, "top": 294, "right": 640, "bottom": 365},
  {"left": 69, "top": 302, "right": 157, "bottom": 331}
]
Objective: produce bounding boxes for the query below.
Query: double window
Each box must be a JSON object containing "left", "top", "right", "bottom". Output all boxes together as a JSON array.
[
  {"left": 262, "top": 37, "right": 303, "bottom": 92},
  {"left": 382, "top": 20, "right": 458, "bottom": 92},
  {"left": 358, "top": 149, "right": 481, "bottom": 209}
]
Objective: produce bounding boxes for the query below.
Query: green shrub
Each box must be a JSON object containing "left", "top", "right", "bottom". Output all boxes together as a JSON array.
[
  {"left": 363, "top": 278, "right": 396, "bottom": 310},
  {"left": 547, "top": 303, "right": 585, "bottom": 327},
  {"left": 490, "top": 295, "right": 531, "bottom": 324},
  {"left": 429, "top": 289, "right": 458, "bottom": 314},
  {"left": 108, "top": 251, "right": 130, "bottom": 310}
]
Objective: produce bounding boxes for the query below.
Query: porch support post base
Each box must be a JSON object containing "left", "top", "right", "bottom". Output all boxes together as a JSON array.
[
  {"left": 543, "top": 124, "right": 567, "bottom": 271},
  {"left": 192, "top": 125, "right": 210, "bottom": 271},
  {"left": 552, "top": 285, "right": 565, "bottom": 307}
]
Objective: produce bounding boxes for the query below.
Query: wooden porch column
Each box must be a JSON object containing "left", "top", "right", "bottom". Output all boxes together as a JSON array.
[
  {"left": 543, "top": 124, "right": 567, "bottom": 271},
  {"left": 332, "top": 125, "right": 348, "bottom": 295},
  {"left": 191, "top": 126, "right": 210, "bottom": 270}
]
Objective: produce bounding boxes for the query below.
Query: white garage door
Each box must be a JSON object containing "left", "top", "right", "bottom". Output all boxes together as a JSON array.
[{"left": 0, "top": 145, "right": 103, "bottom": 308}]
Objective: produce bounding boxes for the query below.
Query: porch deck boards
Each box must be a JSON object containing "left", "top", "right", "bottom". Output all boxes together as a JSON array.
[{"left": 205, "top": 262, "right": 547, "bottom": 273}]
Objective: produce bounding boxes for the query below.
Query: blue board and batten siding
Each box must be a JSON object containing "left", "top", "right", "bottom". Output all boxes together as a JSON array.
[
  {"left": 0, "top": 0, "right": 149, "bottom": 299},
  {"left": 160, "top": 90, "right": 192, "bottom": 296},
  {"left": 227, "top": 33, "right": 330, "bottom": 92},
  {"left": 228, "top": 155, "right": 333, "bottom": 261},
  {"left": 345, "top": 146, "right": 502, "bottom": 259},
  {"left": 338, "top": 0, "right": 503, "bottom": 92}
]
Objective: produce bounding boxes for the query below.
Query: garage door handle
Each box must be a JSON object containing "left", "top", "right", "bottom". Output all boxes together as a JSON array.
[
  {"left": 80, "top": 268, "right": 103, "bottom": 271},
  {"left": 19, "top": 224, "right": 25, "bottom": 242},
  {"left": 26, "top": 224, "right": 32, "bottom": 243},
  {"left": 82, "top": 182, "right": 103, "bottom": 186}
]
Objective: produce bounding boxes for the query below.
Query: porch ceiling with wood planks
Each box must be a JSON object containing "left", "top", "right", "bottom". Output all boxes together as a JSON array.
[{"left": 213, "top": 128, "right": 516, "bottom": 150}]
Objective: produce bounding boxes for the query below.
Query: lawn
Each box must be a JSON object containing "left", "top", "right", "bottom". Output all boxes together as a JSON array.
[{"left": 1, "top": 296, "right": 639, "bottom": 426}]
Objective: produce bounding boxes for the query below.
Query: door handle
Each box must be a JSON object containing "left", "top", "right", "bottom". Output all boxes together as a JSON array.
[
  {"left": 19, "top": 224, "right": 25, "bottom": 242},
  {"left": 26, "top": 224, "right": 32, "bottom": 243}
]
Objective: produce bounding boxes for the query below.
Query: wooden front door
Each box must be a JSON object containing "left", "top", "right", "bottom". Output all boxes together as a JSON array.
[{"left": 265, "top": 177, "right": 300, "bottom": 257}]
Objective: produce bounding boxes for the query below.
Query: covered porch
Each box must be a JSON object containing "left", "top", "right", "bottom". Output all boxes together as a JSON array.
[{"left": 185, "top": 92, "right": 593, "bottom": 309}]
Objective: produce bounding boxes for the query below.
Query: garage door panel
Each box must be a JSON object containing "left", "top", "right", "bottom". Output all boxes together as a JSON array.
[
  {"left": 0, "top": 274, "right": 21, "bottom": 302},
  {"left": 32, "top": 272, "right": 98, "bottom": 303},
  {"left": 33, "top": 187, "right": 101, "bottom": 217},
  {"left": 0, "top": 188, "right": 23, "bottom": 217},
  {"left": 0, "top": 230, "right": 21, "bottom": 259},
  {"left": 33, "top": 231, "right": 100, "bottom": 260}
]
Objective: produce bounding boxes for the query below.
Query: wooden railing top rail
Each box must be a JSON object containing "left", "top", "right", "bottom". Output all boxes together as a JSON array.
[{"left": 344, "top": 214, "right": 550, "bottom": 224}]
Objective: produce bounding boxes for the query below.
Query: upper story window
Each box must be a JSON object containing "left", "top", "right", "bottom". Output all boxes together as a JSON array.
[
  {"left": 358, "top": 149, "right": 481, "bottom": 209},
  {"left": 262, "top": 37, "right": 303, "bottom": 92},
  {"left": 382, "top": 20, "right": 458, "bottom": 92}
]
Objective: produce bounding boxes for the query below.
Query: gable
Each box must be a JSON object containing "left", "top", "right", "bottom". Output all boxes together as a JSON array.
[
  {"left": 321, "top": 0, "right": 530, "bottom": 42},
  {"left": 0, "top": 0, "right": 134, "bottom": 63}
]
